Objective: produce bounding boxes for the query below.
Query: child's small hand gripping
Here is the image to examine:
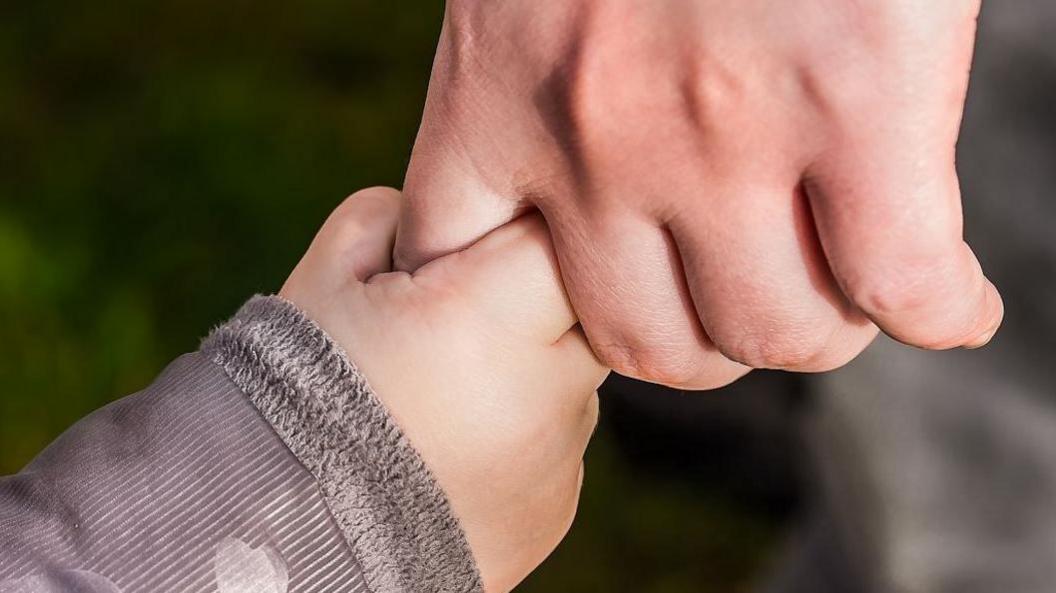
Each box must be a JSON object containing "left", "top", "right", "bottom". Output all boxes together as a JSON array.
[{"left": 281, "top": 187, "right": 609, "bottom": 593}]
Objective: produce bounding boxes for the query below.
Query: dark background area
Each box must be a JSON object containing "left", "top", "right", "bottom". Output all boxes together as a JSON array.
[{"left": 0, "top": 2, "right": 809, "bottom": 590}]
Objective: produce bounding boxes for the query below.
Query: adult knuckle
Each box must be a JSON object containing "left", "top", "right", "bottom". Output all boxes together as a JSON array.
[
  {"left": 716, "top": 327, "right": 830, "bottom": 371},
  {"left": 593, "top": 341, "right": 700, "bottom": 386},
  {"left": 845, "top": 264, "right": 979, "bottom": 350},
  {"left": 846, "top": 258, "right": 956, "bottom": 318},
  {"left": 851, "top": 277, "right": 931, "bottom": 317}
]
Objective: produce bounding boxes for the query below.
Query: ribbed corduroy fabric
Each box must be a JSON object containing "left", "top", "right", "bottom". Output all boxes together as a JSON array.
[
  {"left": 0, "top": 354, "right": 366, "bottom": 592},
  {"left": 0, "top": 296, "right": 483, "bottom": 593}
]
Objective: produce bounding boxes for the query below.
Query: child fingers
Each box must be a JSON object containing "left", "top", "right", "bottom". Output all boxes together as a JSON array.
[
  {"left": 414, "top": 212, "right": 578, "bottom": 342},
  {"left": 313, "top": 186, "right": 402, "bottom": 282},
  {"left": 279, "top": 187, "right": 401, "bottom": 336}
]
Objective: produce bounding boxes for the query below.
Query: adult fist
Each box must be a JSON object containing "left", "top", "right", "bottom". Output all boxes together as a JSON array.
[{"left": 396, "top": 0, "right": 1002, "bottom": 389}]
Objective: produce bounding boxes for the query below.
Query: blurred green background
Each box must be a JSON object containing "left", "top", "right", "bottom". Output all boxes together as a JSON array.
[{"left": 0, "top": 2, "right": 791, "bottom": 590}]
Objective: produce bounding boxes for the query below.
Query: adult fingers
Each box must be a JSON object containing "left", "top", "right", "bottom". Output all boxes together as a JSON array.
[
  {"left": 542, "top": 206, "right": 749, "bottom": 390},
  {"left": 672, "top": 184, "right": 879, "bottom": 371},
  {"left": 804, "top": 11, "right": 1001, "bottom": 349},
  {"left": 806, "top": 137, "right": 1003, "bottom": 350},
  {"left": 396, "top": 141, "right": 524, "bottom": 273},
  {"left": 393, "top": 36, "right": 527, "bottom": 274},
  {"left": 412, "top": 212, "right": 580, "bottom": 345}
]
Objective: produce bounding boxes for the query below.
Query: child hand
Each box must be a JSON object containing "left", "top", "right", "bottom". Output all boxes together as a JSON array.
[{"left": 280, "top": 187, "right": 608, "bottom": 592}]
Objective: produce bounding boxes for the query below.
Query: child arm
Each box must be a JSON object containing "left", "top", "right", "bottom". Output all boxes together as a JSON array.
[{"left": 0, "top": 187, "right": 606, "bottom": 593}]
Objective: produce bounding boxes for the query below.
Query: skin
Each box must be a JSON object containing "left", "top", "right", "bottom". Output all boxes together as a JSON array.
[
  {"left": 280, "top": 187, "right": 608, "bottom": 593},
  {"left": 395, "top": 0, "right": 1003, "bottom": 389}
]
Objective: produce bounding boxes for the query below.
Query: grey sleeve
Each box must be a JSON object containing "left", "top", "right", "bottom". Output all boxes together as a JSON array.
[{"left": 0, "top": 295, "right": 483, "bottom": 593}]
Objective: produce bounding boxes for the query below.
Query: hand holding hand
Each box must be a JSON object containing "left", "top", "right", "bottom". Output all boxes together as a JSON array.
[
  {"left": 281, "top": 188, "right": 607, "bottom": 592},
  {"left": 397, "top": 0, "right": 1001, "bottom": 389}
]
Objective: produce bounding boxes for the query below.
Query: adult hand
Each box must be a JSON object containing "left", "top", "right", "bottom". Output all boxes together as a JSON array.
[{"left": 396, "top": 0, "right": 1003, "bottom": 389}]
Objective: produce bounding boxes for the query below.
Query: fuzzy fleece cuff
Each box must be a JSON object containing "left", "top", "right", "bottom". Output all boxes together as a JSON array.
[{"left": 201, "top": 295, "right": 483, "bottom": 593}]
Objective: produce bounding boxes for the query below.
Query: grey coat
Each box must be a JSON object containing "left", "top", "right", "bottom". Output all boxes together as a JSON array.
[{"left": 0, "top": 295, "right": 483, "bottom": 593}]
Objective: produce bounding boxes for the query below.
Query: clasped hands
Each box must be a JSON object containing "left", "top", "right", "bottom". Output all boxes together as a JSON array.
[{"left": 281, "top": 1, "right": 1001, "bottom": 591}]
